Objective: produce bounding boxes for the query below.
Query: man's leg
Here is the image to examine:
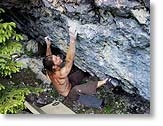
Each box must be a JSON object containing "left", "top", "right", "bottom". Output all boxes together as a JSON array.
[{"left": 67, "top": 79, "right": 107, "bottom": 101}]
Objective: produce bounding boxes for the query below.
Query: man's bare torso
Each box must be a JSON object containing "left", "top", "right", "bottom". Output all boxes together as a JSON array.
[{"left": 48, "top": 71, "right": 71, "bottom": 97}]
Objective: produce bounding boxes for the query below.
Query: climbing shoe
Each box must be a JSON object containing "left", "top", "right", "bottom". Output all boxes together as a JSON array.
[{"left": 106, "top": 76, "right": 120, "bottom": 89}]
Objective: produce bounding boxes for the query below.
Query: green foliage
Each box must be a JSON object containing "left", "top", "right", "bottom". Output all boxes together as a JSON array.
[
  {"left": 0, "top": 8, "right": 44, "bottom": 114},
  {"left": 0, "top": 8, "right": 23, "bottom": 77},
  {"left": 0, "top": 83, "right": 43, "bottom": 114},
  {"left": 103, "top": 99, "right": 127, "bottom": 114}
]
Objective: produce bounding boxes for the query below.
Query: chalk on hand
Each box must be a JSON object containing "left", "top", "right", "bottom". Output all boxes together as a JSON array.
[{"left": 45, "top": 36, "right": 53, "bottom": 42}]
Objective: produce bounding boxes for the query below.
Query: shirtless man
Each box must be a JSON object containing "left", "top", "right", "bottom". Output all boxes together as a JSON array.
[{"left": 42, "top": 26, "right": 116, "bottom": 101}]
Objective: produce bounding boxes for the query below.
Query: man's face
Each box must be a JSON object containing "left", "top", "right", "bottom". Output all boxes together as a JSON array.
[{"left": 52, "top": 55, "right": 63, "bottom": 67}]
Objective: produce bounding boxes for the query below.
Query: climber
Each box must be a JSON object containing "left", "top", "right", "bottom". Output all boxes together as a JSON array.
[{"left": 42, "top": 25, "right": 119, "bottom": 108}]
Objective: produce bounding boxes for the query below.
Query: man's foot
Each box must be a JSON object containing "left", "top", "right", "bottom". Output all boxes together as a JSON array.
[{"left": 106, "top": 75, "right": 120, "bottom": 89}]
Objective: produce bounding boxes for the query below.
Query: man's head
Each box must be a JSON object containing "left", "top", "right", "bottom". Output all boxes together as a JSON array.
[{"left": 43, "top": 54, "right": 65, "bottom": 72}]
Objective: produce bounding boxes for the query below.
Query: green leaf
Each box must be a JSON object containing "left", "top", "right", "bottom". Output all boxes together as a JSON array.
[
  {"left": 0, "top": 8, "right": 5, "bottom": 13},
  {"left": 8, "top": 25, "right": 12, "bottom": 31},
  {"left": 3, "top": 23, "right": 7, "bottom": 29},
  {"left": 2, "top": 36, "right": 6, "bottom": 42},
  {"left": 0, "top": 84, "right": 5, "bottom": 91},
  {"left": 0, "top": 37, "right": 2, "bottom": 43},
  {"left": 10, "top": 22, "right": 16, "bottom": 28}
]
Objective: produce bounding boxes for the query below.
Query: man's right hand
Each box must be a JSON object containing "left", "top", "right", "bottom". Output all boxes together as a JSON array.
[{"left": 45, "top": 36, "right": 52, "bottom": 47}]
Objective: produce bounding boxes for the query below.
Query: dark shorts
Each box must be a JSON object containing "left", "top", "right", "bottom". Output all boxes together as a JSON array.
[{"left": 67, "top": 70, "right": 98, "bottom": 101}]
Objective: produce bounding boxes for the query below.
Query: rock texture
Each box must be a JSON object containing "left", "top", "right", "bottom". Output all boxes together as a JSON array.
[{"left": 0, "top": 0, "right": 150, "bottom": 100}]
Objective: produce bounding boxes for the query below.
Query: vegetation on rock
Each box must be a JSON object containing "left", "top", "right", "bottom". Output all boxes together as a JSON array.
[{"left": 0, "top": 8, "right": 43, "bottom": 114}]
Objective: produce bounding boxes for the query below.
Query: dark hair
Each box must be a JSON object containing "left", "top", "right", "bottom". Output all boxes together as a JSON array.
[
  {"left": 42, "top": 55, "right": 54, "bottom": 72},
  {"left": 42, "top": 54, "right": 65, "bottom": 72}
]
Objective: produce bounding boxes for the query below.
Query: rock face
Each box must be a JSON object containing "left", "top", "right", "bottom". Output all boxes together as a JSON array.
[{"left": 0, "top": 0, "right": 150, "bottom": 100}]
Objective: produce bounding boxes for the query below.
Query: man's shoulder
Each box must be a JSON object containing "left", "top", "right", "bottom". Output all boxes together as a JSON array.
[
  {"left": 60, "top": 67, "right": 69, "bottom": 77},
  {"left": 53, "top": 70, "right": 67, "bottom": 79}
]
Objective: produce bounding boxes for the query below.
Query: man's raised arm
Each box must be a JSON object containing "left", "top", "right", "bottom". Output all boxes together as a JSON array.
[
  {"left": 61, "top": 27, "right": 77, "bottom": 76},
  {"left": 66, "top": 31, "right": 77, "bottom": 63},
  {"left": 45, "top": 36, "right": 52, "bottom": 56}
]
